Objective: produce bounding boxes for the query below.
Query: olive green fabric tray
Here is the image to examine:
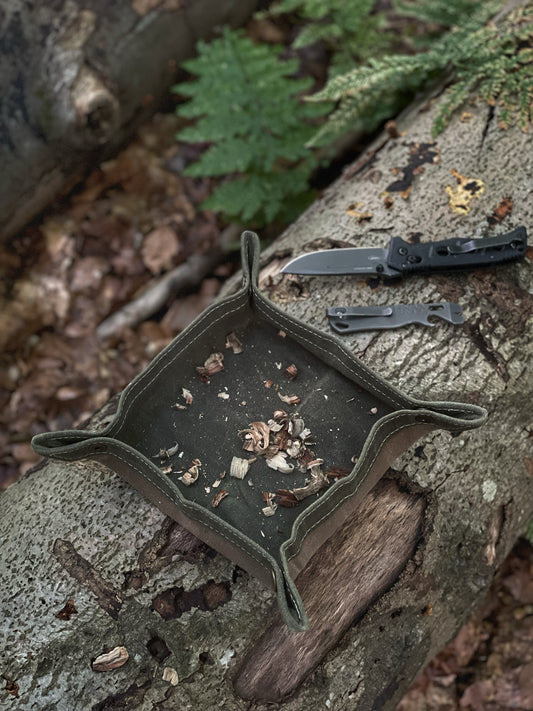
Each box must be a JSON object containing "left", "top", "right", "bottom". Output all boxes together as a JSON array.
[{"left": 32, "top": 231, "right": 486, "bottom": 631}]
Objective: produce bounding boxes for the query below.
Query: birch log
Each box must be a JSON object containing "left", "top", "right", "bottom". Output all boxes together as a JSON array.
[{"left": 1, "top": 89, "right": 533, "bottom": 709}]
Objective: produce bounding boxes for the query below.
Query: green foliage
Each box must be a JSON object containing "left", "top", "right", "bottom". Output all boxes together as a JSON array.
[
  {"left": 174, "top": 0, "right": 533, "bottom": 227},
  {"left": 308, "top": 1, "right": 533, "bottom": 144},
  {"left": 173, "top": 28, "right": 330, "bottom": 224},
  {"left": 266, "top": 0, "right": 390, "bottom": 74}
]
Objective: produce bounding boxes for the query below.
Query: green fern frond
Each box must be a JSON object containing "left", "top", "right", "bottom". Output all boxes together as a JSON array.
[
  {"left": 307, "top": 0, "right": 533, "bottom": 143},
  {"left": 266, "top": 0, "right": 389, "bottom": 71},
  {"left": 173, "top": 27, "right": 330, "bottom": 224},
  {"left": 203, "top": 170, "right": 314, "bottom": 224}
]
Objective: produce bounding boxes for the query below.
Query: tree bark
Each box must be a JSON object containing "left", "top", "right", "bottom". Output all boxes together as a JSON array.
[
  {"left": 1, "top": 89, "right": 533, "bottom": 709},
  {"left": 0, "top": 0, "right": 255, "bottom": 242}
]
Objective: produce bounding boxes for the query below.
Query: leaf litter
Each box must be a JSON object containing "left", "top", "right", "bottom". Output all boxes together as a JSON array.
[{"left": 0, "top": 113, "right": 228, "bottom": 489}]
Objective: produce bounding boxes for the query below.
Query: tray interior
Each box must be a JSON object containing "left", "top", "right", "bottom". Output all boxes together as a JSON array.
[{"left": 116, "top": 317, "right": 394, "bottom": 563}]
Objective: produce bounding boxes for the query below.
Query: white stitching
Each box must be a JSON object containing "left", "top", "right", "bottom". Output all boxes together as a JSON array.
[{"left": 283, "top": 417, "right": 422, "bottom": 562}]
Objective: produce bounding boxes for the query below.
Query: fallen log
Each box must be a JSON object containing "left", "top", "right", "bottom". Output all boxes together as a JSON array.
[
  {"left": 0, "top": 0, "right": 255, "bottom": 242},
  {"left": 1, "top": 85, "right": 533, "bottom": 709}
]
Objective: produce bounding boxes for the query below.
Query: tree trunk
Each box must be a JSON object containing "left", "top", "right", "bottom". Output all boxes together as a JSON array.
[
  {"left": 0, "top": 0, "right": 255, "bottom": 242},
  {"left": 2, "top": 90, "right": 533, "bottom": 708}
]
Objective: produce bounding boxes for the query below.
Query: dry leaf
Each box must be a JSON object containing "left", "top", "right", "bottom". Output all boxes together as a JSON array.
[
  {"left": 141, "top": 226, "right": 180, "bottom": 275},
  {"left": 92, "top": 646, "right": 129, "bottom": 672}
]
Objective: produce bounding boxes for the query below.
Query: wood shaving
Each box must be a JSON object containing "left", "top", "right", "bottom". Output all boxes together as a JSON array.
[
  {"left": 196, "top": 352, "right": 224, "bottom": 382},
  {"left": 180, "top": 461, "right": 200, "bottom": 485},
  {"left": 266, "top": 451, "right": 294, "bottom": 473},
  {"left": 239, "top": 421, "right": 270, "bottom": 454},
  {"left": 277, "top": 393, "right": 300, "bottom": 405},
  {"left": 182, "top": 388, "right": 193, "bottom": 404},
  {"left": 284, "top": 364, "right": 298, "bottom": 380},
  {"left": 325, "top": 466, "right": 351, "bottom": 479},
  {"left": 262, "top": 491, "right": 278, "bottom": 516},
  {"left": 230, "top": 456, "right": 252, "bottom": 479},
  {"left": 225, "top": 332, "right": 243, "bottom": 354},
  {"left": 275, "top": 489, "right": 300, "bottom": 508},
  {"left": 211, "top": 489, "right": 228, "bottom": 507},
  {"left": 267, "top": 418, "right": 283, "bottom": 432},
  {"left": 212, "top": 478, "right": 221, "bottom": 488},
  {"left": 292, "top": 470, "right": 329, "bottom": 501},
  {"left": 92, "top": 646, "right": 129, "bottom": 672}
]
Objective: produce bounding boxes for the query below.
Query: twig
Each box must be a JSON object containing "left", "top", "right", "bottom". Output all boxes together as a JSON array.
[{"left": 96, "top": 224, "right": 241, "bottom": 341}]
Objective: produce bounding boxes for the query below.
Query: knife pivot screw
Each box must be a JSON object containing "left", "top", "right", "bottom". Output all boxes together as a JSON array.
[
  {"left": 398, "top": 247, "right": 408, "bottom": 255},
  {"left": 376, "top": 264, "right": 384, "bottom": 273},
  {"left": 407, "top": 255, "right": 422, "bottom": 263}
]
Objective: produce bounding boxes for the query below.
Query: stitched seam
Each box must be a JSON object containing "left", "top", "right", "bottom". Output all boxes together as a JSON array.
[
  {"left": 284, "top": 417, "right": 432, "bottom": 562},
  {"left": 93, "top": 447, "right": 272, "bottom": 571}
]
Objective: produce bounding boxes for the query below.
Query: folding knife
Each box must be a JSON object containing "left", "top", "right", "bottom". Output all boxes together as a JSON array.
[{"left": 281, "top": 226, "right": 528, "bottom": 278}]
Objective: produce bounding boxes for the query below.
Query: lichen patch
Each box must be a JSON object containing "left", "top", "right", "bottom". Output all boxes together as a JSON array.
[{"left": 445, "top": 169, "right": 485, "bottom": 214}]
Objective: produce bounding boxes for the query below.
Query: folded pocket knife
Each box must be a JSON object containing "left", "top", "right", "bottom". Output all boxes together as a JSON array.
[{"left": 281, "top": 226, "right": 528, "bottom": 278}]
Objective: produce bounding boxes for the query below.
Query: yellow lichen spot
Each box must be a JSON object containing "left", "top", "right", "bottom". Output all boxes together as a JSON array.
[
  {"left": 346, "top": 201, "right": 372, "bottom": 222},
  {"left": 460, "top": 112, "right": 473, "bottom": 123},
  {"left": 445, "top": 169, "right": 485, "bottom": 215}
]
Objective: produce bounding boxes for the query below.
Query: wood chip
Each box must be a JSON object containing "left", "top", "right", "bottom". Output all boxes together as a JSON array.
[
  {"left": 325, "top": 466, "right": 351, "bottom": 479},
  {"left": 162, "top": 667, "right": 179, "bottom": 686},
  {"left": 284, "top": 364, "right": 298, "bottom": 380},
  {"left": 292, "top": 471, "right": 329, "bottom": 501},
  {"left": 180, "top": 462, "right": 200, "bottom": 485},
  {"left": 182, "top": 388, "right": 193, "bottom": 404},
  {"left": 196, "top": 352, "right": 224, "bottom": 381},
  {"left": 218, "top": 392, "right": 230, "bottom": 400},
  {"left": 211, "top": 490, "right": 228, "bottom": 507},
  {"left": 92, "top": 646, "right": 129, "bottom": 672},
  {"left": 225, "top": 332, "right": 243, "bottom": 354},
  {"left": 276, "top": 489, "right": 300, "bottom": 508},
  {"left": 266, "top": 452, "right": 294, "bottom": 473},
  {"left": 277, "top": 393, "right": 300, "bottom": 405},
  {"left": 230, "top": 456, "right": 251, "bottom": 479},
  {"left": 262, "top": 491, "right": 278, "bottom": 516}
]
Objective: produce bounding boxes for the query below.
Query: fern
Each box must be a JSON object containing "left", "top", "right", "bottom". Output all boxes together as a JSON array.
[
  {"left": 265, "top": 0, "right": 390, "bottom": 74},
  {"left": 308, "top": 1, "right": 533, "bottom": 143},
  {"left": 173, "top": 27, "right": 330, "bottom": 225}
]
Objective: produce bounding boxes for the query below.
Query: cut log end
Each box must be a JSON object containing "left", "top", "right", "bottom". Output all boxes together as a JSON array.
[{"left": 233, "top": 478, "right": 426, "bottom": 702}]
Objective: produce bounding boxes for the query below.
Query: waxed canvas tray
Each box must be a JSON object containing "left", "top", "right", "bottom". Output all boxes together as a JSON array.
[{"left": 32, "top": 231, "right": 487, "bottom": 630}]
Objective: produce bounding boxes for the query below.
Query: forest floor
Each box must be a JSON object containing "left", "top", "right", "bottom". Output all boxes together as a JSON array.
[{"left": 1, "top": 108, "right": 532, "bottom": 710}]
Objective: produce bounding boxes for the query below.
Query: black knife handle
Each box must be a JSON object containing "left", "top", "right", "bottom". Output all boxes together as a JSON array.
[{"left": 386, "top": 226, "right": 528, "bottom": 275}]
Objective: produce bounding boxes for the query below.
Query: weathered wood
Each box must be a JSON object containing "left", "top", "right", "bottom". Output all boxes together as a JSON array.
[
  {"left": 233, "top": 479, "right": 425, "bottom": 702},
  {"left": 1, "top": 80, "right": 533, "bottom": 709},
  {"left": 0, "top": 0, "right": 255, "bottom": 242}
]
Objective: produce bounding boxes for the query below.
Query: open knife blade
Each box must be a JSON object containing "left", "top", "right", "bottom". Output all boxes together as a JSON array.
[{"left": 281, "top": 226, "right": 528, "bottom": 278}]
